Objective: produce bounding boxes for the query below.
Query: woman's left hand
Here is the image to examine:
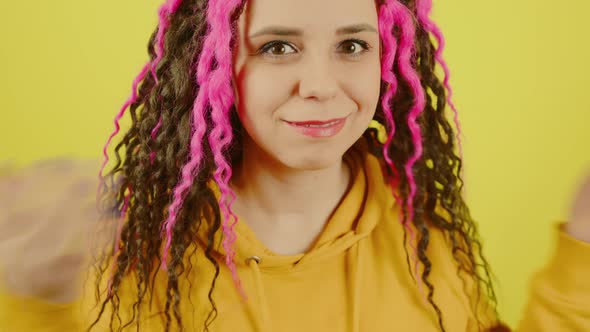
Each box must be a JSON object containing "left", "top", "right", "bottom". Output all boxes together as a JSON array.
[{"left": 565, "top": 170, "right": 590, "bottom": 243}]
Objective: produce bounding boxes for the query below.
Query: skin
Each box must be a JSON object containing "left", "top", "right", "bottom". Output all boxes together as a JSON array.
[
  {"left": 566, "top": 170, "right": 590, "bottom": 243},
  {"left": 230, "top": 0, "right": 381, "bottom": 255},
  {"left": 0, "top": 0, "right": 588, "bottom": 306}
]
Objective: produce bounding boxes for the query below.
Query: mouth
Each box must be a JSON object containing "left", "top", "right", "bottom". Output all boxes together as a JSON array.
[{"left": 283, "top": 116, "right": 349, "bottom": 138}]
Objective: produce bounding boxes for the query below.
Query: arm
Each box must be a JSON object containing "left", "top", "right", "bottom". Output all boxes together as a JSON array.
[
  {"left": 515, "top": 171, "right": 590, "bottom": 331},
  {"left": 454, "top": 172, "right": 590, "bottom": 331},
  {"left": 0, "top": 280, "right": 84, "bottom": 331},
  {"left": 515, "top": 224, "right": 590, "bottom": 331},
  {"left": 0, "top": 158, "right": 121, "bottom": 331}
]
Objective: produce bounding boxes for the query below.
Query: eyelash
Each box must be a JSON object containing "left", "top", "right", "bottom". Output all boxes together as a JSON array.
[{"left": 256, "top": 39, "right": 371, "bottom": 59}]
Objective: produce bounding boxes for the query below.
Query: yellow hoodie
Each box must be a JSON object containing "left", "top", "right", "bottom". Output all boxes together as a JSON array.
[{"left": 1, "top": 137, "right": 589, "bottom": 331}]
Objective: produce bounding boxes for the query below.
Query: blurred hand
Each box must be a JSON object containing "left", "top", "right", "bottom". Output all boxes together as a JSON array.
[
  {"left": 565, "top": 169, "right": 590, "bottom": 243},
  {"left": 0, "top": 158, "right": 113, "bottom": 304}
]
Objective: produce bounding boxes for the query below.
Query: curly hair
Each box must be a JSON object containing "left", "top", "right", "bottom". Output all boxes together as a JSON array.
[{"left": 90, "top": 0, "right": 508, "bottom": 331}]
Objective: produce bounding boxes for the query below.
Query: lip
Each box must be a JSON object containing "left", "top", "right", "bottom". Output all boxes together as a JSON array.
[{"left": 283, "top": 116, "right": 348, "bottom": 138}]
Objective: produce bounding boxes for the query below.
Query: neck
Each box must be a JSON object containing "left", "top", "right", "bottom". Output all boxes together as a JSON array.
[{"left": 230, "top": 139, "right": 352, "bottom": 226}]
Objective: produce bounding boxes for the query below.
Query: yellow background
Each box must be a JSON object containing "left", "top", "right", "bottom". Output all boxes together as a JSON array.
[{"left": 0, "top": 0, "right": 588, "bottom": 327}]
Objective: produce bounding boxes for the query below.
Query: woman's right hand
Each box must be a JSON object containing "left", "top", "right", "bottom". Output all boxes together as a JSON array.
[{"left": 0, "top": 158, "right": 115, "bottom": 304}]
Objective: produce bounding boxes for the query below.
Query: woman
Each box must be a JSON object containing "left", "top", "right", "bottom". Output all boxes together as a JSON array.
[{"left": 0, "top": 0, "right": 588, "bottom": 331}]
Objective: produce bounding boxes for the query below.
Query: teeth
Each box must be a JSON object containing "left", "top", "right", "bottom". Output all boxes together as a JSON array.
[{"left": 302, "top": 121, "right": 339, "bottom": 128}]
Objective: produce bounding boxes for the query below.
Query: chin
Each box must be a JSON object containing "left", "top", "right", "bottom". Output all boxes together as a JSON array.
[{"left": 278, "top": 150, "right": 345, "bottom": 171}]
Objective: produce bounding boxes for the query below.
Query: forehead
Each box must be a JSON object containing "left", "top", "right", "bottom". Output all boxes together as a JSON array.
[{"left": 240, "top": 0, "right": 379, "bottom": 33}]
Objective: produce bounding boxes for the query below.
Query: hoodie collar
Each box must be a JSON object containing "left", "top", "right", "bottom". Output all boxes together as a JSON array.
[
  {"left": 197, "top": 136, "right": 396, "bottom": 332},
  {"left": 199, "top": 136, "right": 391, "bottom": 269}
]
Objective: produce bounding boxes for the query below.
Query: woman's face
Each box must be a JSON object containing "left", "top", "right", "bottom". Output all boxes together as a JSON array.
[{"left": 233, "top": 0, "right": 381, "bottom": 170}]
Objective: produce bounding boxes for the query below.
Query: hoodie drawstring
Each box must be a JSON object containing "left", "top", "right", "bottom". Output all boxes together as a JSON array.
[
  {"left": 351, "top": 239, "right": 364, "bottom": 332},
  {"left": 247, "top": 256, "right": 272, "bottom": 332},
  {"left": 246, "top": 238, "right": 366, "bottom": 332}
]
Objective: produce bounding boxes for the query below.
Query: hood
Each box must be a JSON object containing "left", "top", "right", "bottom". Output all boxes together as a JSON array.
[{"left": 196, "top": 136, "right": 397, "bottom": 332}]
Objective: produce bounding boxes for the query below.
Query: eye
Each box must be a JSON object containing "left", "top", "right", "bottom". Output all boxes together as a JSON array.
[
  {"left": 338, "top": 39, "right": 371, "bottom": 57},
  {"left": 258, "top": 41, "right": 297, "bottom": 57}
]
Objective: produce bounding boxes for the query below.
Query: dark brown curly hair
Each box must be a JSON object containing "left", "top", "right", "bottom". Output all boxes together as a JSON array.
[{"left": 89, "top": 0, "right": 509, "bottom": 331}]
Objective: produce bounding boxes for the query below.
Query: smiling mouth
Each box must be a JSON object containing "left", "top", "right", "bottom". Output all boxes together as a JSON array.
[
  {"left": 284, "top": 116, "right": 349, "bottom": 127},
  {"left": 283, "top": 116, "right": 349, "bottom": 138}
]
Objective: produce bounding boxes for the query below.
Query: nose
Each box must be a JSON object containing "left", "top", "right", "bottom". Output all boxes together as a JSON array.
[{"left": 297, "top": 55, "right": 339, "bottom": 101}]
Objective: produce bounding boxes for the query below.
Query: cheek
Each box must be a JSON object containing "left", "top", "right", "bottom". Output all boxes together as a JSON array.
[
  {"left": 343, "top": 58, "right": 382, "bottom": 118},
  {"left": 233, "top": 67, "right": 288, "bottom": 141},
  {"left": 237, "top": 67, "right": 292, "bottom": 124},
  {"left": 365, "top": 56, "right": 383, "bottom": 109},
  {"left": 357, "top": 77, "right": 381, "bottom": 114}
]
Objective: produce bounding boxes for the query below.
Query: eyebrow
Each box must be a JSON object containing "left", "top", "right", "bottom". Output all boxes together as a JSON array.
[{"left": 248, "top": 23, "right": 378, "bottom": 39}]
